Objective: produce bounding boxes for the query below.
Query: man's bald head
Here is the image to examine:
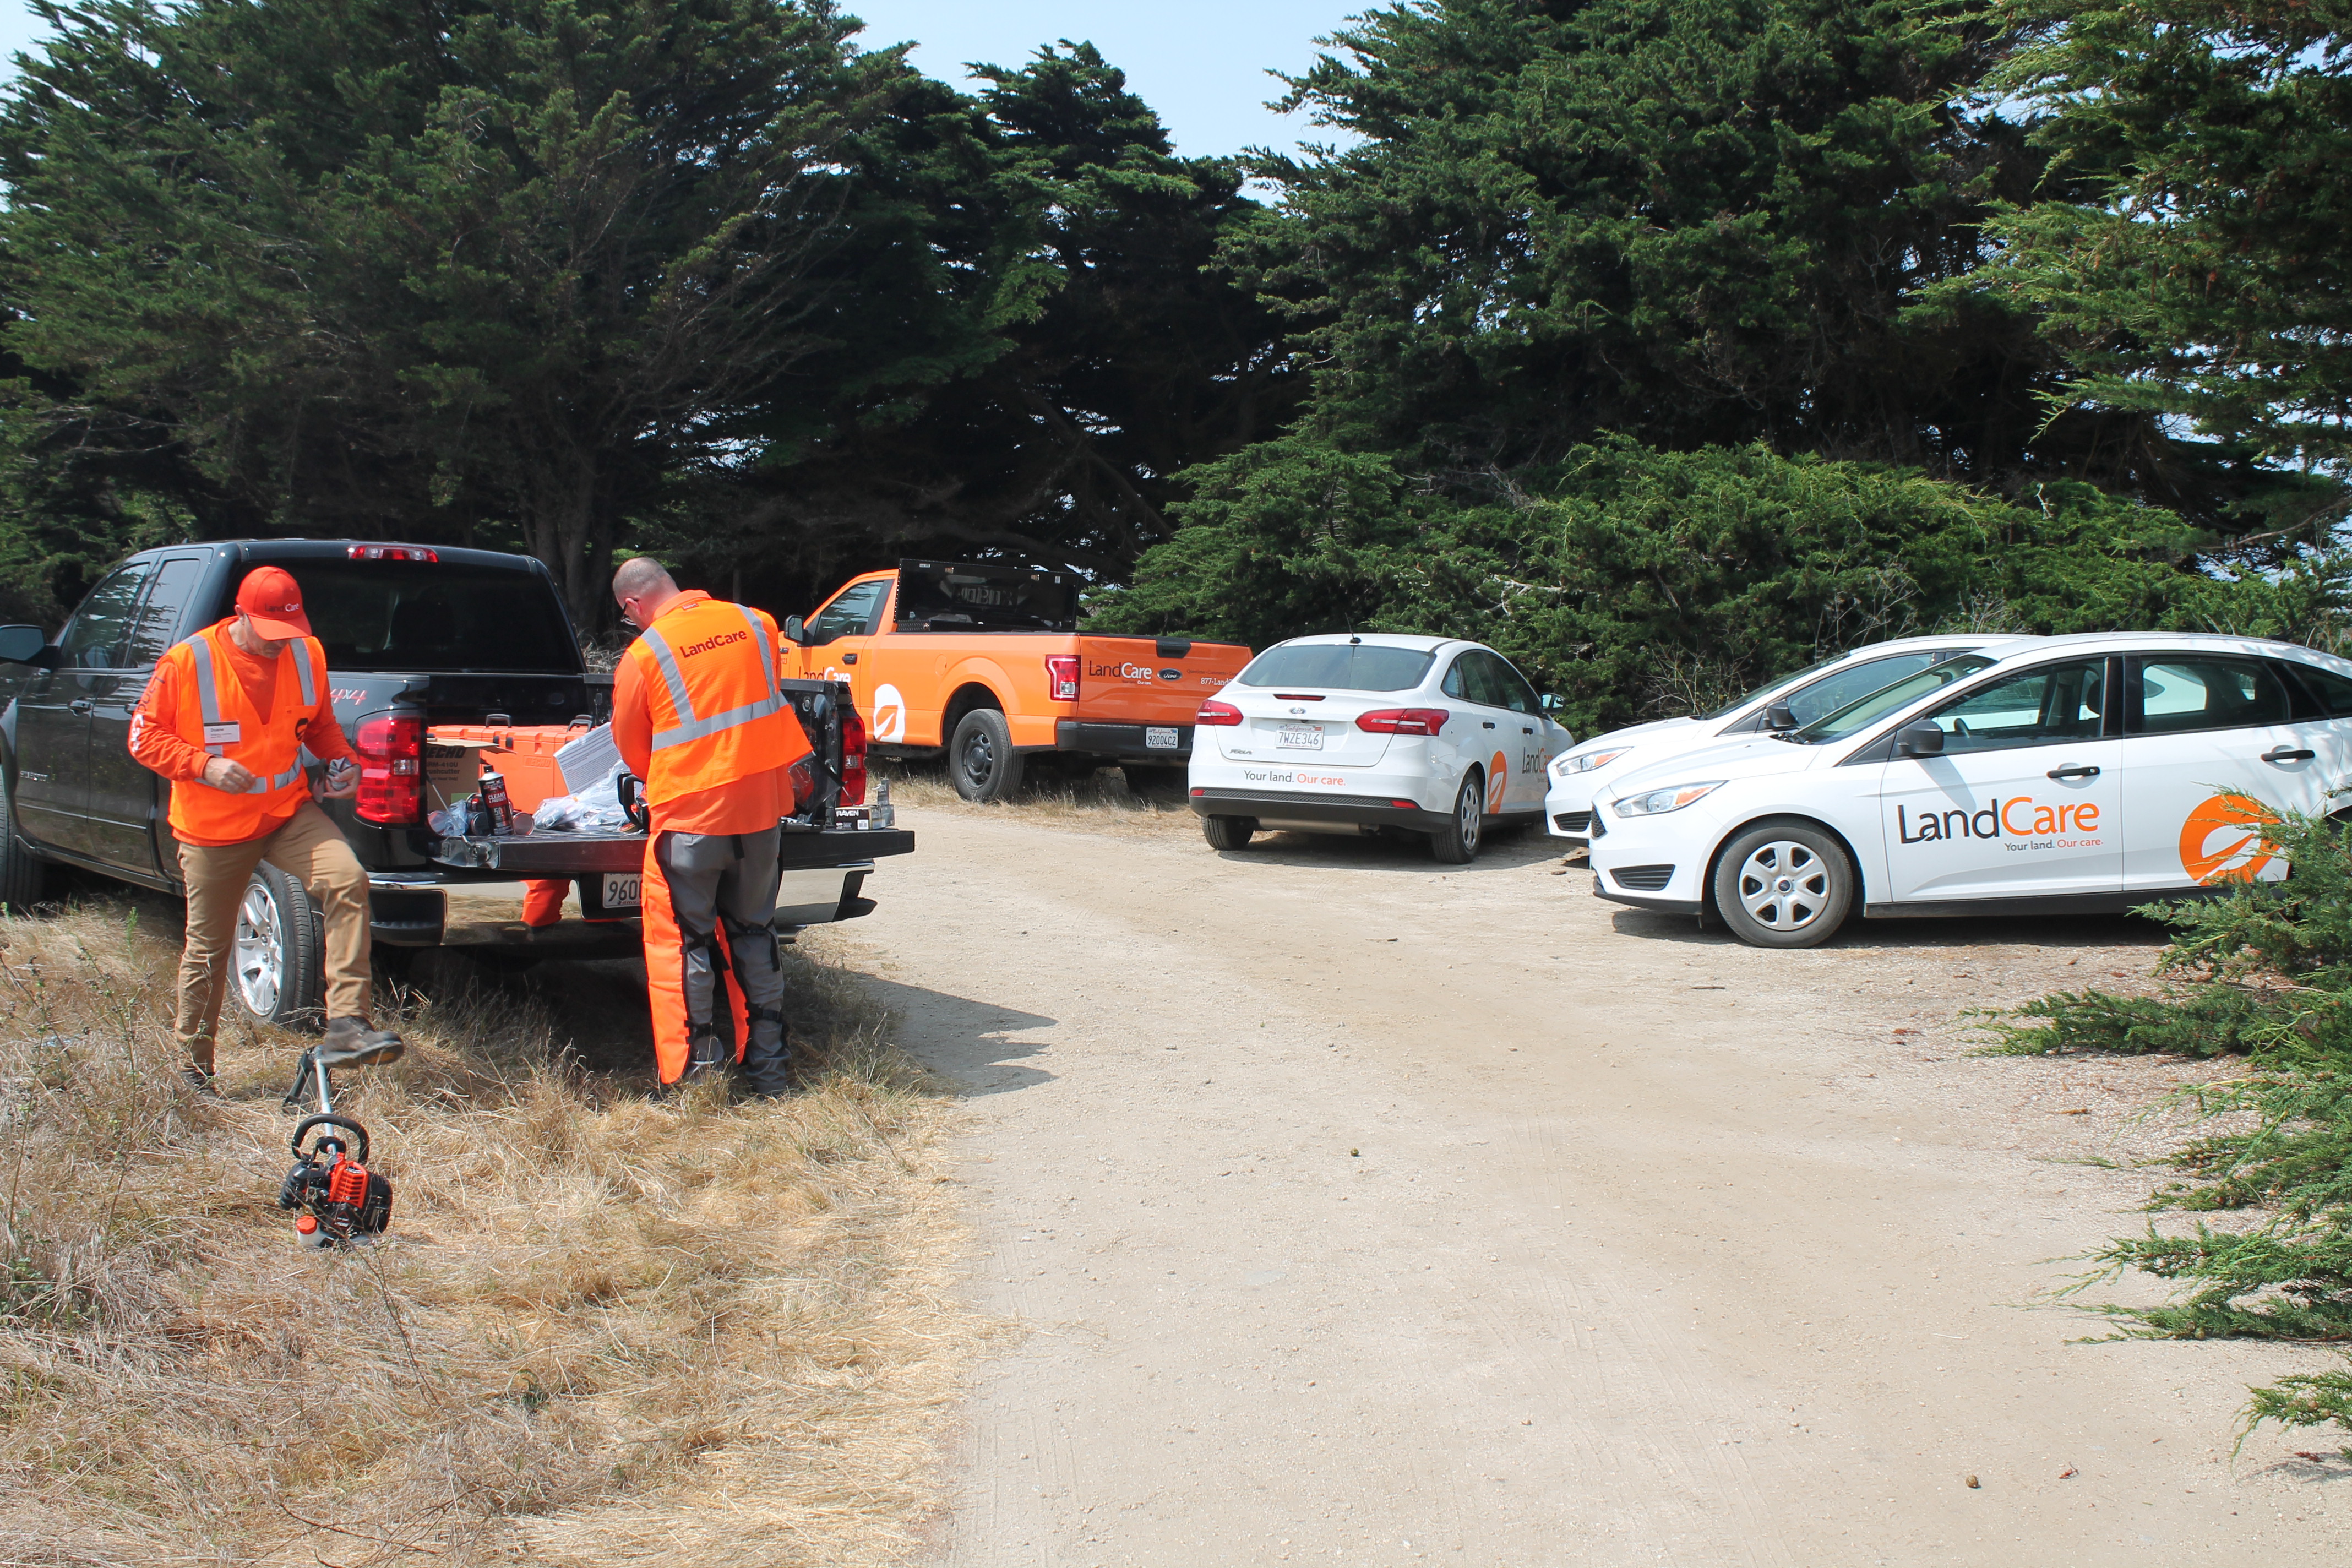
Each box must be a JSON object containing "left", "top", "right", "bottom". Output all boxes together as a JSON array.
[{"left": 612, "top": 557, "right": 683, "bottom": 628}]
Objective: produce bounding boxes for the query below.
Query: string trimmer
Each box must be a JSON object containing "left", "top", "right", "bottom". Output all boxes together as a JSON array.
[{"left": 276, "top": 1047, "right": 394, "bottom": 1249}]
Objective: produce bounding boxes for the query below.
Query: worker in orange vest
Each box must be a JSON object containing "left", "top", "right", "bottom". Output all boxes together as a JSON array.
[
  {"left": 609, "top": 558, "right": 812, "bottom": 1092},
  {"left": 130, "top": 566, "right": 404, "bottom": 1091}
]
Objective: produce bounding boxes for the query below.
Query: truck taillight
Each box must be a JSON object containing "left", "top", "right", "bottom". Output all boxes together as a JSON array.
[
  {"left": 1045, "top": 654, "right": 1080, "bottom": 703},
  {"left": 346, "top": 545, "right": 439, "bottom": 562},
  {"left": 1196, "top": 699, "right": 1243, "bottom": 727},
  {"left": 840, "top": 702, "right": 868, "bottom": 807},
  {"left": 353, "top": 714, "right": 424, "bottom": 824},
  {"left": 1357, "top": 707, "right": 1450, "bottom": 736}
]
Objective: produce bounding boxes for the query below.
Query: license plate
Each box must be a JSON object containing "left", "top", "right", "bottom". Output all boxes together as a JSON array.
[
  {"left": 1277, "top": 723, "right": 1324, "bottom": 750},
  {"left": 601, "top": 873, "right": 641, "bottom": 912},
  {"left": 1145, "top": 726, "right": 1179, "bottom": 750}
]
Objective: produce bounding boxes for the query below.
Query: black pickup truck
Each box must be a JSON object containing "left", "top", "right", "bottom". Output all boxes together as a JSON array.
[{"left": 0, "top": 540, "right": 912, "bottom": 1026}]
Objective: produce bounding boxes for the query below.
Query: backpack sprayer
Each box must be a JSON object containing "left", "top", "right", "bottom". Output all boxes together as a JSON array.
[{"left": 276, "top": 1047, "right": 394, "bottom": 1249}]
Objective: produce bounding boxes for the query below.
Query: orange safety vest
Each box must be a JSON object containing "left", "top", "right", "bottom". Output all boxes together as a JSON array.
[
  {"left": 625, "top": 597, "right": 799, "bottom": 807},
  {"left": 158, "top": 623, "right": 323, "bottom": 842}
]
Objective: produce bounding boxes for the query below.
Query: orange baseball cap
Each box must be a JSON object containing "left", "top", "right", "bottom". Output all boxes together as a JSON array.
[{"left": 234, "top": 565, "right": 311, "bottom": 638}]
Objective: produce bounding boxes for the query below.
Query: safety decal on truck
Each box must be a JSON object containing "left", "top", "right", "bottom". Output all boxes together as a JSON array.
[{"left": 2181, "top": 792, "right": 2278, "bottom": 883}]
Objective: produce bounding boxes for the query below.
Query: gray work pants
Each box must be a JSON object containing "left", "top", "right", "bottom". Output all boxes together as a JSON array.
[{"left": 653, "top": 826, "right": 788, "bottom": 1092}]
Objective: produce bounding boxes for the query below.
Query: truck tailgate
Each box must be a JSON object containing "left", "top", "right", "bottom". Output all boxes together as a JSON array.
[
  {"left": 1077, "top": 635, "right": 1250, "bottom": 725},
  {"left": 431, "top": 827, "right": 917, "bottom": 874}
]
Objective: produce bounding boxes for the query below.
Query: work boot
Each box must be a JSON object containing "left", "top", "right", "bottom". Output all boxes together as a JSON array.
[
  {"left": 179, "top": 1065, "right": 221, "bottom": 1097},
  {"left": 318, "top": 1016, "right": 405, "bottom": 1069},
  {"left": 681, "top": 1026, "right": 729, "bottom": 1083}
]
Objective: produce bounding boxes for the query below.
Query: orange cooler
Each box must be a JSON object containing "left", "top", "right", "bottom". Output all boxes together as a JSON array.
[{"left": 425, "top": 721, "right": 594, "bottom": 812}]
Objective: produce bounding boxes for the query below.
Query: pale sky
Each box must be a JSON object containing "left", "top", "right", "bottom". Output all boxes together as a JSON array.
[{"left": 0, "top": 0, "right": 1370, "bottom": 159}]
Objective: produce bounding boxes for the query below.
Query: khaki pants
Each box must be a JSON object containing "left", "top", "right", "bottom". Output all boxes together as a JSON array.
[{"left": 175, "top": 801, "right": 371, "bottom": 1070}]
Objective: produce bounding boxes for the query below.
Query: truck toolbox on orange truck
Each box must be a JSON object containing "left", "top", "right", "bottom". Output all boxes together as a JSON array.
[{"left": 784, "top": 560, "right": 1251, "bottom": 801}]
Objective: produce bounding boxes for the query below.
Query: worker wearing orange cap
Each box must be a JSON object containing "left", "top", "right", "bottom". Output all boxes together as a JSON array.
[
  {"left": 130, "top": 565, "right": 402, "bottom": 1090},
  {"left": 610, "top": 557, "right": 811, "bottom": 1092}
]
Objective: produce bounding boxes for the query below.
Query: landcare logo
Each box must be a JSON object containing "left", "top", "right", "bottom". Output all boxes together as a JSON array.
[
  {"left": 676, "top": 628, "right": 748, "bottom": 658},
  {"left": 1897, "top": 797, "right": 2100, "bottom": 843},
  {"left": 2180, "top": 792, "right": 2278, "bottom": 883},
  {"left": 872, "top": 683, "right": 907, "bottom": 743},
  {"left": 1487, "top": 752, "right": 1509, "bottom": 815}
]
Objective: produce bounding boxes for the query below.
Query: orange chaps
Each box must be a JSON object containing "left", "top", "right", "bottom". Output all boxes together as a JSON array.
[
  {"left": 640, "top": 828, "right": 786, "bottom": 1087},
  {"left": 521, "top": 880, "right": 566, "bottom": 927}
]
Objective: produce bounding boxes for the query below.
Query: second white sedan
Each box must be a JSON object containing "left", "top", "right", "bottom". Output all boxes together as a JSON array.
[
  {"left": 1545, "top": 634, "right": 2039, "bottom": 847},
  {"left": 1188, "top": 633, "right": 1574, "bottom": 862}
]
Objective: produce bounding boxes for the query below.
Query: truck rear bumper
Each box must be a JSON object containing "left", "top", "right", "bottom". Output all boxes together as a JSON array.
[{"left": 1054, "top": 720, "right": 1193, "bottom": 761}]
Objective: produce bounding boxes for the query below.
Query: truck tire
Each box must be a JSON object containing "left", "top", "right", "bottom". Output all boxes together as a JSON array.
[
  {"left": 950, "top": 709, "right": 1025, "bottom": 803},
  {"left": 232, "top": 862, "right": 328, "bottom": 1030},
  {"left": 1202, "top": 814, "right": 1255, "bottom": 851},
  {"left": 0, "top": 771, "right": 46, "bottom": 913},
  {"left": 1429, "top": 771, "right": 1484, "bottom": 864}
]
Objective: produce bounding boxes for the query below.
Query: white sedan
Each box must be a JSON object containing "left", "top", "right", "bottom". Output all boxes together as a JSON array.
[
  {"left": 1545, "top": 634, "right": 2040, "bottom": 847},
  {"left": 1587, "top": 632, "right": 2352, "bottom": 946},
  {"left": 1188, "top": 633, "right": 1575, "bottom": 862}
]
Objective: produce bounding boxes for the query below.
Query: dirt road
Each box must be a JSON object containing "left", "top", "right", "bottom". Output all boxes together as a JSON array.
[{"left": 840, "top": 808, "right": 2352, "bottom": 1566}]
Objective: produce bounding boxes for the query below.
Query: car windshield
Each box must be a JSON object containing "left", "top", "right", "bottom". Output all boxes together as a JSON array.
[
  {"left": 1697, "top": 653, "right": 1847, "bottom": 721},
  {"left": 1235, "top": 643, "right": 1435, "bottom": 692},
  {"left": 1789, "top": 654, "right": 1998, "bottom": 744}
]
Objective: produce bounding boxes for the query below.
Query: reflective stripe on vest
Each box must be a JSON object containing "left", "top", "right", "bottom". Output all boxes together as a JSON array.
[
  {"left": 187, "top": 631, "right": 311, "bottom": 794},
  {"left": 640, "top": 603, "right": 784, "bottom": 754}
]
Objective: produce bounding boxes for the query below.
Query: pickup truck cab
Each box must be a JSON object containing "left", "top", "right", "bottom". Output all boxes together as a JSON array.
[
  {"left": 788, "top": 559, "right": 1252, "bottom": 801},
  {"left": 0, "top": 540, "right": 911, "bottom": 1026}
]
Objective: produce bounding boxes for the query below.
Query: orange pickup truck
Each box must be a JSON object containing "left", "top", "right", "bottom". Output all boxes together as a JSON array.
[{"left": 784, "top": 560, "right": 1251, "bottom": 801}]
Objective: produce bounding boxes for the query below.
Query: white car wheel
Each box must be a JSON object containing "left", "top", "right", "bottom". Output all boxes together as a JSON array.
[{"left": 1712, "top": 819, "right": 1854, "bottom": 949}]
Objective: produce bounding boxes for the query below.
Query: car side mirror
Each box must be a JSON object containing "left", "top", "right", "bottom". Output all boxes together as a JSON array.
[
  {"left": 782, "top": 615, "right": 810, "bottom": 646},
  {"left": 1540, "top": 693, "right": 1564, "bottom": 714},
  {"left": 1897, "top": 721, "right": 1945, "bottom": 758},
  {"left": 0, "top": 625, "right": 57, "bottom": 668},
  {"left": 1763, "top": 701, "right": 1797, "bottom": 731}
]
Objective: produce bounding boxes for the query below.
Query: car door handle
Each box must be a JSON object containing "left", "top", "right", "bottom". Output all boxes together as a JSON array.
[
  {"left": 842, "top": 652, "right": 858, "bottom": 665},
  {"left": 2263, "top": 747, "right": 2316, "bottom": 763},
  {"left": 1521, "top": 726, "right": 1534, "bottom": 734},
  {"left": 1482, "top": 720, "right": 1496, "bottom": 729},
  {"left": 68, "top": 699, "right": 91, "bottom": 716},
  {"left": 2046, "top": 764, "right": 2100, "bottom": 780}
]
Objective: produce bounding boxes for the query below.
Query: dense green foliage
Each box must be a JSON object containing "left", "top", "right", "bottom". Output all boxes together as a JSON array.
[
  {"left": 1974, "top": 0, "right": 2352, "bottom": 511},
  {"left": 1093, "top": 0, "right": 2335, "bottom": 698},
  {"left": 1997, "top": 814, "right": 2352, "bottom": 1439},
  {"left": 0, "top": 4, "right": 1290, "bottom": 626},
  {"left": 1092, "top": 435, "right": 2341, "bottom": 733}
]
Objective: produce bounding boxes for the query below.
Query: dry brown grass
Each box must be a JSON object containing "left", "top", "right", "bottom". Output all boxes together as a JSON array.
[
  {"left": 0, "top": 904, "right": 986, "bottom": 1567},
  {"left": 876, "top": 755, "right": 1196, "bottom": 839}
]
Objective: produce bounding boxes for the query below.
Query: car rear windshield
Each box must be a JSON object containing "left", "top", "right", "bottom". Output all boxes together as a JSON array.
[
  {"left": 1792, "top": 654, "right": 1997, "bottom": 743},
  {"left": 1235, "top": 644, "right": 1435, "bottom": 692},
  {"left": 280, "top": 560, "right": 580, "bottom": 674}
]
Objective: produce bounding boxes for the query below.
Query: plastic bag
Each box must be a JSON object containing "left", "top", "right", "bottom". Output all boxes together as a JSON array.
[{"left": 532, "top": 760, "right": 633, "bottom": 832}]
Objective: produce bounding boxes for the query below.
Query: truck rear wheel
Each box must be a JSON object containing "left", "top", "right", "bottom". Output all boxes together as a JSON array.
[
  {"left": 950, "top": 709, "right": 1025, "bottom": 803},
  {"left": 0, "top": 771, "right": 47, "bottom": 913},
  {"left": 232, "top": 862, "right": 328, "bottom": 1030},
  {"left": 1202, "top": 815, "right": 1255, "bottom": 851}
]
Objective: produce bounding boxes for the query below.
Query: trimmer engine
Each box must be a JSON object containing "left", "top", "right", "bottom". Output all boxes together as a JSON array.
[{"left": 275, "top": 1048, "right": 395, "bottom": 1248}]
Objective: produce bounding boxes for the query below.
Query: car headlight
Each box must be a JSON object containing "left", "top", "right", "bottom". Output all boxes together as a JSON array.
[
  {"left": 1555, "top": 748, "right": 1630, "bottom": 777},
  {"left": 1613, "top": 781, "right": 1724, "bottom": 818}
]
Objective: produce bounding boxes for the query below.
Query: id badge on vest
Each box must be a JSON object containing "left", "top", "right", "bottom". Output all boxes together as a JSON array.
[{"left": 203, "top": 721, "right": 242, "bottom": 745}]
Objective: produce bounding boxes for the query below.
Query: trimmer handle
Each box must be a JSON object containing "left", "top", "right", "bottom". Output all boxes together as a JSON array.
[
  {"left": 291, "top": 1113, "right": 370, "bottom": 1167},
  {"left": 618, "top": 771, "right": 651, "bottom": 833}
]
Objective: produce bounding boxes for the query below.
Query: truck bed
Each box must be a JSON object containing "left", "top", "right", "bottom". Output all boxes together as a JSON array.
[{"left": 429, "top": 825, "right": 917, "bottom": 874}]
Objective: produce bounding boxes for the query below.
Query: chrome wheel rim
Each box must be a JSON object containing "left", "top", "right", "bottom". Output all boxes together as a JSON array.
[
  {"left": 1736, "top": 841, "right": 1830, "bottom": 932},
  {"left": 233, "top": 880, "right": 284, "bottom": 1018},
  {"left": 1458, "top": 779, "right": 1482, "bottom": 852}
]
